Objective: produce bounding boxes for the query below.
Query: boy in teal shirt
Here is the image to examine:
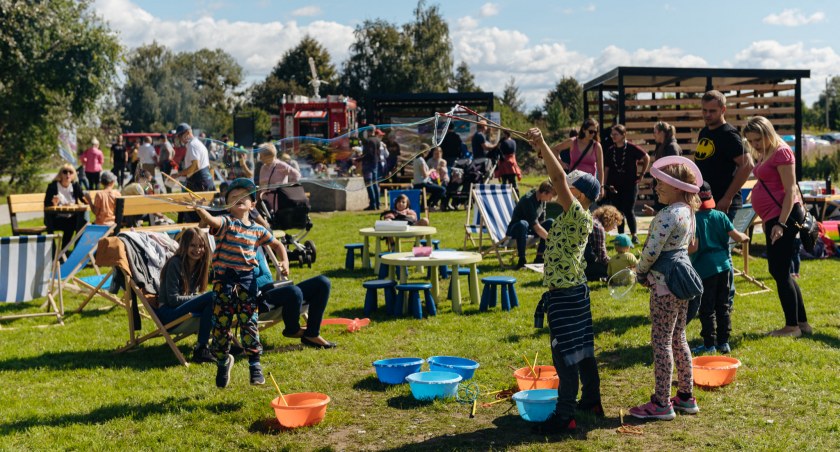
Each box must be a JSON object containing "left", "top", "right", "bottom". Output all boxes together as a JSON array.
[{"left": 690, "top": 182, "right": 749, "bottom": 354}]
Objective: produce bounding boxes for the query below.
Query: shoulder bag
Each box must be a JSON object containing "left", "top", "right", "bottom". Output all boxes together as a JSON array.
[{"left": 757, "top": 179, "right": 819, "bottom": 252}]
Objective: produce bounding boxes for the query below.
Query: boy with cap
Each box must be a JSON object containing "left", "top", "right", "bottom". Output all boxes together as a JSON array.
[
  {"left": 689, "top": 182, "right": 749, "bottom": 354},
  {"left": 192, "top": 178, "right": 289, "bottom": 388},
  {"left": 607, "top": 234, "right": 638, "bottom": 283},
  {"left": 528, "top": 128, "right": 603, "bottom": 435}
]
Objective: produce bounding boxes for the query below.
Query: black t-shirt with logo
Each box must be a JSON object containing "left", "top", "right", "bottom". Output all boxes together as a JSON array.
[{"left": 696, "top": 123, "right": 744, "bottom": 209}]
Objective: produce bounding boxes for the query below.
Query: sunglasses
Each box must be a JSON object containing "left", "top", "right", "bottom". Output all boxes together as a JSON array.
[
  {"left": 587, "top": 130, "right": 597, "bottom": 135},
  {"left": 62, "top": 169, "right": 74, "bottom": 175}
]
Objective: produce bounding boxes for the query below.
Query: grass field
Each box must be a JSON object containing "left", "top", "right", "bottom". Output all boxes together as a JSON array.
[{"left": 1, "top": 178, "right": 838, "bottom": 450}]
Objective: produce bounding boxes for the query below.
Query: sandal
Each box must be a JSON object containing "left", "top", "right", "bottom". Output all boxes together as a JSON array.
[
  {"left": 282, "top": 328, "right": 305, "bottom": 339},
  {"left": 301, "top": 336, "right": 337, "bottom": 349}
]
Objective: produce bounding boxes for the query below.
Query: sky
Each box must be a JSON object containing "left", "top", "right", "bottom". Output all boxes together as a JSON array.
[{"left": 93, "top": 0, "right": 840, "bottom": 110}]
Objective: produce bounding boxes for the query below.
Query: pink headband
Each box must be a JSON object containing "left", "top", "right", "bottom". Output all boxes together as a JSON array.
[{"left": 650, "top": 156, "right": 703, "bottom": 194}]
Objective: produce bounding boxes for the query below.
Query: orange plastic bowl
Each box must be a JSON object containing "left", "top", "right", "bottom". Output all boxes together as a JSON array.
[
  {"left": 692, "top": 356, "right": 742, "bottom": 387},
  {"left": 270, "top": 392, "right": 331, "bottom": 428},
  {"left": 513, "top": 365, "right": 559, "bottom": 391}
]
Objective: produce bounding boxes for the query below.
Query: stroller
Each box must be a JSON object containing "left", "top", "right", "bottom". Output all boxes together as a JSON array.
[
  {"left": 446, "top": 157, "right": 495, "bottom": 210},
  {"left": 258, "top": 183, "right": 317, "bottom": 268}
]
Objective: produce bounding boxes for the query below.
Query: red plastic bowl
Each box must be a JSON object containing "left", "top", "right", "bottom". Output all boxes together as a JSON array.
[
  {"left": 692, "top": 356, "right": 742, "bottom": 387},
  {"left": 270, "top": 392, "right": 330, "bottom": 428},
  {"left": 513, "top": 365, "right": 559, "bottom": 391}
]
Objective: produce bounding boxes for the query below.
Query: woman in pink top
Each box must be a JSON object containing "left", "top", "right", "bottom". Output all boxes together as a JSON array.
[
  {"left": 258, "top": 142, "right": 302, "bottom": 212},
  {"left": 552, "top": 118, "right": 604, "bottom": 200},
  {"left": 743, "top": 116, "right": 810, "bottom": 337},
  {"left": 81, "top": 137, "right": 105, "bottom": 189}
]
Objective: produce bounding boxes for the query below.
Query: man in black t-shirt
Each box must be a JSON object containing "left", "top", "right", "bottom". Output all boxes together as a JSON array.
[
  {"left": 110, "top": 135, "right": 128, "bottom": 187},
  {"left": 695, "top": 90, "right": 755, "bottom": 221},
  {"left": 505, "top": 180, "right": 556, "bottom": 269},
  {"left": 471, "top": 121, "right": 496, "bottom": 160}
]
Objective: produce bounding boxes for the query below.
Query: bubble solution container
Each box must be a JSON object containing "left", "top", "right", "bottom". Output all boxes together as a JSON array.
[
  {"left": 405, "top": 371, "right": 462, "bottom": 401},
  {"left": 372, "top": 357, "right": 425, "bottom": 384},
  {"left": 512, "top": 389, "right": 559, "bottom": 422},
  {"left": 427, "top": 356, "right": 480, "bottom": 380},
  {"left": 513, "top": 365, "right": 560, "bottom": 391},
  {"left": 692, "top": 356, "right": 742, "bottom": 387},
  {"left": 270, "top": 392, "right": 331, "bottom": 428}
]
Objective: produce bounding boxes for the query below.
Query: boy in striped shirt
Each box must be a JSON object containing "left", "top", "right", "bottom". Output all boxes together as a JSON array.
[{"left": 194, "top": 178, "right": 289, "bottom": 388}]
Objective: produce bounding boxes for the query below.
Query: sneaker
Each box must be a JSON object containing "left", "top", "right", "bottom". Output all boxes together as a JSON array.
[
  {"left": 532, "top": 255, "right": 544, "bottom": 265},
  {"left": 629, "top": 397, "right": 676, "bottom": 421},
  {"left": 531, "top": 411, "right": 577, "bottom": 435},
  {"left": 215, "top": 354, "right": 234, "bottom": 389},
  {"left": 717, "top": 342, "right": 731, "bottom": 354},
  {"left": 191, "top": 345, "right": 216, "bottom": 364},
  {"left": 692, "top": 344, "right": 716, "bottom": 355},
  {"left": 576, "top": 401, "right": 605, "bottom": 418},
  {"left": 670, "top": 396, "right": 700, "bottom": 414},
  {"left": 249, "top": 364, "right": 266, "bottom": 386}
]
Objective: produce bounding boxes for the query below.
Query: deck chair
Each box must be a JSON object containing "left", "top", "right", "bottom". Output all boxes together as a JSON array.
[
  {"left": 463, "top": 184, "right": 520, "bottom": 267},
  {"left": 0, "top": 234, "right": 64, "bottom": 326},
  {"left": 385, "top": 188, "right": 429, "bottom": 250},
  {"left": 729, "top": 204, "right": 772, "bottom": 296},
  {"left": 55, "top": 223, "right": 124, "bottom": 313}
]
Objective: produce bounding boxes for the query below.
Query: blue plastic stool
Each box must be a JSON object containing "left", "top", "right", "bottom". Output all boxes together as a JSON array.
[
  {"left": 378, "top": 252, "right": 408, "bottom": 280},
  {"left": 419, "top": 239, "right": 441, "bottom": 250},
  {"left": 447, "top": 267, "right": 480, "bottom": 300},
  {"left": 363, "top": 279, "right": 397, "bottom": 316},
  {"left": 344, "top": 243, "right": 364, "bottom": 270},
  {"left": 395, "top": 282, "right": 437, "bottom": 319},
  {"left": 480, "top": 276, "right": 519, "bottom": 311}
]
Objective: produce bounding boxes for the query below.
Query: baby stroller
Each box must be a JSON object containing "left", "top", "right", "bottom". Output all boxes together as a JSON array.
[
  {"left": 258, "top": 183, "right": 317, "bottom": 268},
  {"left": 446, "top": 157, "right": 495, "bottom": 210}
]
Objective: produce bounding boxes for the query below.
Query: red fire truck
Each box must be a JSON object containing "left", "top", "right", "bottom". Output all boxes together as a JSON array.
[{"left": 271, "top": 94, "right": 358, "bottom": 140}]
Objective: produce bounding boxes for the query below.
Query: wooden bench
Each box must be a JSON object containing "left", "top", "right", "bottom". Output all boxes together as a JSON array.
[
  {"left": 8, "top": 191, "right": 101, "bottom": 236},
  {"left": 114, "top": 191, "right": 217, "bottom": 233}
]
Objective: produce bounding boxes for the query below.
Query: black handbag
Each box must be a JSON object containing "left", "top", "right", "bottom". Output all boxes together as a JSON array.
[{"left": 758, "top": 179, "right": 820, "bottom": 253}]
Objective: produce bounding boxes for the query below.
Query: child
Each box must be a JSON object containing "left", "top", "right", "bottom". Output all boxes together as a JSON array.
[
  {"left": 584, "top": 205, "right": 624, "bottom": 281},
  {"left": 528, "top": 128, "right": 603, "bottom": 435},
  {"left": 689, "top": 182, "right": 749, "bottom": 355},
  {"left": 437, "top": 159, "right": 450, "bottom": 186},
  {"left": 381, "top": 194, "right": 429, "bottom": 227},
  {"left": 92, "top": 171, "right": 120, "bottom": 226},
  {"left": 193, "top": 178, "right": 289, "bottom": 388},
  {"left": 630, "top": 156, "right": 704, "bottom": 421},
  {"left": 607, "top": 234, "right": 637, "bottom": 283}
]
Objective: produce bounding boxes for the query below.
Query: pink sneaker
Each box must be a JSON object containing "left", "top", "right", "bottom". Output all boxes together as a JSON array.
[
  {"left": 629, "top": 396, "right": 676, "bottom": 420},
  {"left": 670, "top": 396, "right": 700, "bottom": 414}
]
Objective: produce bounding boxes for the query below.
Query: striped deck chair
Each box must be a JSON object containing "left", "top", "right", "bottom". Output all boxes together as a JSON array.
[
  {"left": 463, "top": 184, "right": 520, "bottom": 267},
  {"left": 56, "top": 223, "right": 124, "bottom": 313},
  {"left": 729, "top": 204, "right": 772, "bottom": 296},
  {"left": 0, "top": 234, "right": 64, "bottom": 325}
]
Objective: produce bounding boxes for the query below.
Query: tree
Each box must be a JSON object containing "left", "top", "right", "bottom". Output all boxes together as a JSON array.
[
  {"left": 339, "top": 19, "right": 413, "bottom": 104},
  {"left": 250, "top": 36, "right": 336, "bottom": 112},
  {"left": 404, "top": 0, "right": 453, "bottom": 92},
  {"left": 452, "top": 61, "right": 481, "bottom": 93},
  {"left": 501, "top": 77, "right": 524, "bottom": 112},
  {"left": 0, "top": 0, "right": 121, "bottom": 189},
  {"left": 813, "top": 75, "right": 840, "bottom": 130},
  {"left": 543, "top": 76, "right": 583, "bottom": 130}
]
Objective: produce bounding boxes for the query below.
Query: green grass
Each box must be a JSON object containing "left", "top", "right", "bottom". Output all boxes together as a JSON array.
[{"left": 1, "top": 182, "right": 839, "bottom": 450}]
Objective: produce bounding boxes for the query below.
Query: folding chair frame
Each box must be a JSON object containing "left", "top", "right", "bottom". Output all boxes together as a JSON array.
[
  {"left": 0, "top": 234, "right": 65, "bottom": 326},
  {"left": 55, "top": 223, "right": 126, "bottom": 312},
  {"left": 463, "top": 184, "right": 521, "bottom": 268}
]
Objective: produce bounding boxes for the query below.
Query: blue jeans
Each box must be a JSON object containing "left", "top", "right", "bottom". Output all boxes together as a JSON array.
[
  {"left": 260, "top": 276, "right": 330, "bottom": 337},
  {"left": 156, "top": 291, "right": 215, "bottom": 347},
  {"left": 413, "top": 182, "right": 446, "bottom": 207},
  {"left": 506, "top": 219, "right": 554, "bottom": 259},
  {"left": 365, "top": 169, "right": 380, "bottom": 209}
]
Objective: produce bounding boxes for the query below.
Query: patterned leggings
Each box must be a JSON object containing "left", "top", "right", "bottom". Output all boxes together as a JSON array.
[
  {"left": 650, "top": 292, "right": 693, "bottom": 405},
  {"left": 210, "top": 279, "right": 261, "bottom": 360}
]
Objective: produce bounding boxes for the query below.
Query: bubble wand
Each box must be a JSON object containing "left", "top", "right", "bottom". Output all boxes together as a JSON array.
[
  {"left": 161, "top": 172, "right": 203, "bottom": 202},
  {"left": 437, "top": 112, "right": 528, "bottom": 139},
  {"left": 268, "top": 372, "right": 288, "bottom": 406}
]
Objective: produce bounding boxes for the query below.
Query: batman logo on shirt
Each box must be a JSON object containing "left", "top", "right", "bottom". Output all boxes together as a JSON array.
[{"left": 695, "top": 138, "right": 715, "bottom": 161}]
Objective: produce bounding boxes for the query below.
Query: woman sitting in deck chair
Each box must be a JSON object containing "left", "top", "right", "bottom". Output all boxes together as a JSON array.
[{"left": 158, "top": 228, "right": 217, "bottom": 363}]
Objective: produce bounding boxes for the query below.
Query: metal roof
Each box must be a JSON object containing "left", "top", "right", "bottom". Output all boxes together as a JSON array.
[{"left": 583, "top": 66, "right": 810, "bottom": 91}]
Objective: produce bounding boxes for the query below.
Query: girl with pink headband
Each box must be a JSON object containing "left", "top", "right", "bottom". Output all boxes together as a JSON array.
[{"left": 629, "top": 156, "right": 705, "bottom": 421}]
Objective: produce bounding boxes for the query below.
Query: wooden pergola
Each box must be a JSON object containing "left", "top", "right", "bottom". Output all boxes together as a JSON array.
[{"left": 583, "top": 66, "right": 810, "bottom": 177}]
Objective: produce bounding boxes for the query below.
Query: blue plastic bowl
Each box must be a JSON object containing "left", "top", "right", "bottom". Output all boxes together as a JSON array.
[
  {"left": 405, "top": 371, "right": 462, "bottom": 401},
  {"left": 427, "top": 356, "right": 480, "bottom": 380},
  {"left": 512, "top": 389, "right": 558, "bottom": 422},
  {"left": 373, "top": 358, "right": 425, "bottom": 384}
]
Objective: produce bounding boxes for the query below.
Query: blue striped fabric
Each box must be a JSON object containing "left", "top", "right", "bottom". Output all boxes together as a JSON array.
[
  {"left": 470, "top": 184, "right": 517, "bottom": 243},
  {"left": 540, "top": 284, "right": 595, "bottom": 366},
  {"left": 0, "top": 235, "right": 58, "bottom": 302}
]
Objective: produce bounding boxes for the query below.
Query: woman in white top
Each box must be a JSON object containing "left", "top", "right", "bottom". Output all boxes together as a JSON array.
[
  {"left": 412, "top": 145, "right": 446, "bottom": 210},
  {"left": 259, "top": 142, "right": 301, "bottom": 212}
]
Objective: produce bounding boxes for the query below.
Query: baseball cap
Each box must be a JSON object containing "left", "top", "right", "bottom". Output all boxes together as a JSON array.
[
  {"left": 699, "top": 181, "right": 715, "bottom": 210},
  {"left": 612, "top": 234, "right": 633, "bottom": 248},
  {"left": 225, "top": 177, "right": 256, "bottom": 202},
  {"left": 566, "top": 170, "right": 601, "bottom": 203},
  {"left": 175, "top": 123, "right": 191, "bottom": 136}
]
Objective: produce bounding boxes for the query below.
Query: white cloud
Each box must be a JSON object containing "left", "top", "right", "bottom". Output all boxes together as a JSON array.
[
  {"left": 762, "top": 9, "right": 825, "bottom": 27},
  {"left": 456, "top": 15, "right": 478, "bottom": 30},
  {"left": 291, "top": 6, "right": 321, "bottom": 17},
  {"left": 584, "top": 4, "right": 596, "bottom": 13},
  {"left": 479, "top": 3, "right": 499, "bottom": 17}
]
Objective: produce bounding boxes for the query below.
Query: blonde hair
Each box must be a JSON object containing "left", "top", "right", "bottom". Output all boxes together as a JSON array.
[
  {"left": 91, "top": 137, "right": 100, "bottom": 147},
  {"left": 54, "top": 163, "right": 77, "bottom": 182},
  {"left": 742, "top": 116, "right": 786, "bottom": 158},
  {"left": 593, "top": 205, "right": 624, "bottom": 231},
  {"left": 659, "top": 164, "right": 700, "bottom": 211},
  {"left": 260, "top": 142, "right": 278, "bottom": 158}
]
